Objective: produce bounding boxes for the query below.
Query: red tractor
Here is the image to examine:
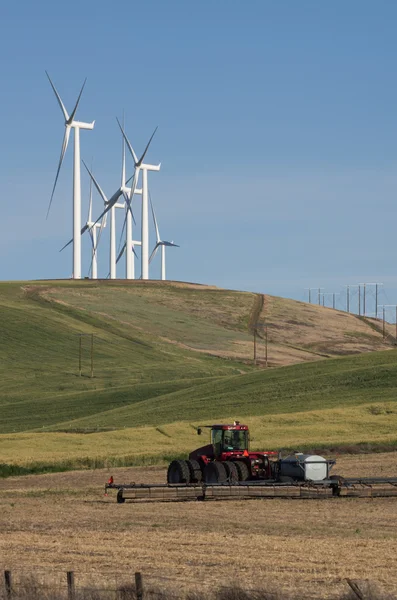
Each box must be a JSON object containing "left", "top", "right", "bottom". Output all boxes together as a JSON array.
[{"left": 167, "top": 422, "right": 279, "bottom": 484}]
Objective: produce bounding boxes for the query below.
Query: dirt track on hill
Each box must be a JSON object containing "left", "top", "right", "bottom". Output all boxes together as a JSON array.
[{"left": 1, "top": 454, "right": 397, "bottom": 599}]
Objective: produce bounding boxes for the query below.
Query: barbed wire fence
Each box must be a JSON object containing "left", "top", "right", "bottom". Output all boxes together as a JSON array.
[{"left": 1, "top": 569, "right": 379, "bottom": 600}]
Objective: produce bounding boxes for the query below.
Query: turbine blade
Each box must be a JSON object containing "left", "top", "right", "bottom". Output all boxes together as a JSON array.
[
  {"left": 149, "top": 243, "right": 160, "bottom": 264},
  {"left": 137, "top": 126, "right": 158, "bottom": 166},
  {"left": 88, "top": 186, "right": 124, "bottom": 232},
  {"left": 96, "top": 214, "right": 107, "bottom": 251},
  {"left": 59, "top": 238, "right": 73, "bottom": 252},
  {"left": 119, "top": 169, "right": 139, "bottom": 244},
  {"left": 116, "top": 242, "right": 126, "bottom": 264},
  {"left": 88, "top": 228, "right": 95, "bottom": 249},
  {"left": 132, "top": 244, "right": 138, "bottom": 259},
  {"left": 123, "top": 192, "right": 136, "bottom": 225},
  {"left": 162, "top": 241, "right": 180, "bottom": 247},
  {"left": 69, "top": 78, "right": 87, "bottom": 123},
  {"left": 149, "top": 192, "right": 160, "bottom": 243},
  {"left": 125, "top": 173, "right": 134, "bottom": 186},
  {"left": 116, "top": 117, "right": 138, "bottom": 165},
  {"left": 121, "top": 112, "right": 126, "bottom": 186},
  {"left": 87, "top": 159, "right": 94, "bottom": 222},
  {"left": 45, "top": 71, "right": 69, "bottom": 121},
  {"left": 46, "top": 125, "right": 71, "bottom": 218},
  {"left": 82, "top": 160, "right": 109, "bottom": 206},
  {"left": 59, "top": 223, "right": 90, "bottom": 252},
  {"left": 90, "top": 203, "right": 112, "bottom": 228}
]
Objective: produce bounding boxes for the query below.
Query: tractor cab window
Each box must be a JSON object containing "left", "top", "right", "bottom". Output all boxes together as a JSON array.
[
  {"left": 211, "top": 429, "right": 223, "bottom": 456},
  {"left": 222, "top": 430, "right": 248, "bottom": 451},
  {"left": 211, "top": 428, "right": 248, "bottom": 453}
]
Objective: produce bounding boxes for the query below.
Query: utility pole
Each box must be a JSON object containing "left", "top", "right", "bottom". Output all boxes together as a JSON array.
[
  {"left": 383, "top": 306, "right": 385, "bottom": 340},
  {"left": 346, "top": 284, "right": 360, "bottom": 315},
  {"left": 357, "top": 282, "right": 383, "bottom": 317},
  {"left": 265, "top": 324, "right": 268, "bottom": 367},
  {"left": 79, "top": 335, "right": 82, "bottom": 376},
  {"left": 91, "top": 333, "right": 94, "bottom": 378},
  {"left": 332, "top": 293, "right": 340, "bottom": 310},
  {"left": 381, "top": 305, "right": 397, "bottom": 343},
  {"left": 363, "top": 283, "right": 366, "bottom": 316},
  {"left": 305, "top": 288, "right": 318, "bottom": 304},
  {"left": 364, "top": 283, "right": 383, "bottom": 318},
  {"left": 78, "top": 333, "right": 95, "bottom": 377},
  {"left": 322, "top": 292, "right": 339, "bottom": 309}
]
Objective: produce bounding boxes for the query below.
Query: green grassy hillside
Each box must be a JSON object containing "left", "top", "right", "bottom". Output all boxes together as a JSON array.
[
  {"left": 0, "top": 279, "right": 396, "bottom": 475},
  {"left": 37, "top": 348, "right": 397, "bottom": 431},
  {"left": 0, "top": 281, "right": 249, "bottom": 435}
]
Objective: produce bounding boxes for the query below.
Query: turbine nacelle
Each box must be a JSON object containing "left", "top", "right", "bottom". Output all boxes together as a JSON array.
[
  {"left": 141, "top": 163, "right": 161, "bottom": 172},
  {"left": 122, "top": 187, "right": 143, "bottom": 195},
  {"left": 71, "top": 120, "right": 95, "bottom": 130}
]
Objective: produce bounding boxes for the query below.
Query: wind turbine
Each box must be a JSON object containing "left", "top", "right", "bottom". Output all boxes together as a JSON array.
[
  {"left": 61, "top": 161, "right": 141, "bottom": 280},
  {"left": 117, "top": 121, "right": 160, "bottom": 280},
  {"left": 149, "top": 196, "right": 179, "bottom": 281},
  {"left": 115, "top": 240, "right": 140, "bottom": 270},
  {"left": 45, "top": 71, "right": 95, "bottom": 280},
  {"left": 85, "top": 167, "right": 107, "bottom": 279},
  {"left": 117, "top": 116, "right": 142, "bottom": 280}
]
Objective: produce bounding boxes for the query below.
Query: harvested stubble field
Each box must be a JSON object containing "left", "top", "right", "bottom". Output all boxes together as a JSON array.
[{"left": 1, "top": 453, "right": 397, "bottom": 600}]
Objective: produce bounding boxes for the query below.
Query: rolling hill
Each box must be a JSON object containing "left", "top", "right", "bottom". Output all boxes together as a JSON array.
[{"left": 0, "top": 279, "right": 397, "bottom": 475}]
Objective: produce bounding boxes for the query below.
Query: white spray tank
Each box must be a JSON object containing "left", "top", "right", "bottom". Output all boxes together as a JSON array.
[{"left": 279, "top": 453, "right": 335, "bottom": 481}]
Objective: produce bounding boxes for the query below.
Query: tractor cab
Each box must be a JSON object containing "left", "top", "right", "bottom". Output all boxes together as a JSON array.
[
  {"left": 169, "top": 421, "right": 278, "bottom": 484},
  {"left": 197, "top": 422, "right": 249, "bottom": 458}
]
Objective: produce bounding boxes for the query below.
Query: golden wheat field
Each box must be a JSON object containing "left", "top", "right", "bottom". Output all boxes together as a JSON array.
[{"left": 1, "top": 453, "right": 397, "bottom": 599}]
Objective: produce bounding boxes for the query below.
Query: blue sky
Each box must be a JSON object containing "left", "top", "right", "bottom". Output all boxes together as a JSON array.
[{"left": 1, "top": 0, "right": 397, "bottom": 312}]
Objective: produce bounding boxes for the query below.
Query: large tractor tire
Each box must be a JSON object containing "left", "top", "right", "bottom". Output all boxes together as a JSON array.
[
  {"left": 187, "top": 459, "right": 203, "bottom": 483},
  {"left": 204, "top": 461, "right": 227, "bottom": 484},
  {"left": 223, "top": 461, "right": 239, "bottom": 483},
  {"left": 234, "top": 460, "right": 250, "bottom": 482},
  {"left": 116, "top": 490, "right": 125, "bottom": 504},
  {"left": 167, "top": 459, "right": 191, "bottom": 484}
]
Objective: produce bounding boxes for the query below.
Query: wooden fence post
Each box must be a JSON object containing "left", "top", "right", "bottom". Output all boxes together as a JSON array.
[
  {"left": 346, "top": 579, "right": 364, "bottom": 600},
  {"left": 4, "top": 571, "right": 12, "bottom": 600},
  {"left": 67, "top": 571, "right": 75, "bottom": 600},
  {"left": 135, "top": 572, "right": 143, "bottom": 600}
]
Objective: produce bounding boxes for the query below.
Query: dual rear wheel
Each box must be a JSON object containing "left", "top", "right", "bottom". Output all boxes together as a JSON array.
[
  {"left": 167, "top": 459, "right": 202, "bottom": 484},
  {"left": 167, "top": 459, "right": 250, "bottom": 484},
  {"left": 204, "top": 460, "right": 249, "bottom": 483}
]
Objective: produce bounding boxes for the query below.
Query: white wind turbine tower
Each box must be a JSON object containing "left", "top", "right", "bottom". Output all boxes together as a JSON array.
[
  {"left": 118, "top": 122, "right": 160, "bottom": 280},
  {"left": 117, "top": 117, "right": 142, "bottom": 280},
  {"left": 85, "top": 167, "right": 107, "bottom": 279},
  {"left": 149, "top": 196, "right": 179, "bottom": 280},
  {"left": 61, "top": 161, "right": 133, "bottom": 254},
  {"left": 62, "top": 161, "right": 140, "bottom": 280},
  {"left": 46, "top": 72, "right": 95, "bottom": 279},
  {"left": 115, "top": 239, "right": 141, "bottom": 273}
]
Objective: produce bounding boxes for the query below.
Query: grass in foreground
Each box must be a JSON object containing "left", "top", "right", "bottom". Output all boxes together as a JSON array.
[
  {"left": 1, "top": 461, "right": 396, "bottom": 600},
  {"left": 0, "top": 579, "right": 392, "bottom": 600}
]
